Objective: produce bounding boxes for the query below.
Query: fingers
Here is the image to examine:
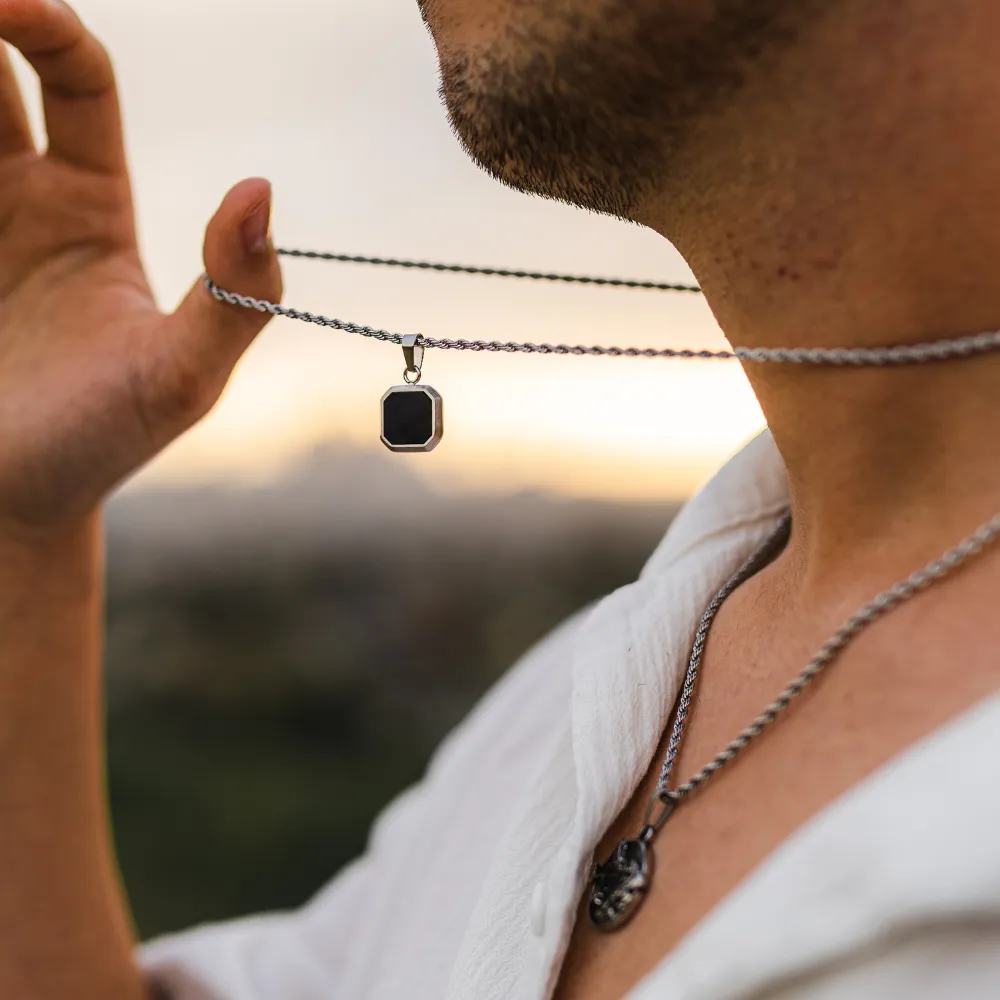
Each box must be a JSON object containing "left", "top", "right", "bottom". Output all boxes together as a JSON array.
[
  {"left": 0, "top": 0, "right": 125, "bottom": 173},
  {"left": 188, "top": 177, "right": 282, "bottom": 369},
  {"left": 144, "top": 179, "right": 282, "bottom": 435},
  {"left": 0, "top": 44, "right": 34, "bottom": 156}
]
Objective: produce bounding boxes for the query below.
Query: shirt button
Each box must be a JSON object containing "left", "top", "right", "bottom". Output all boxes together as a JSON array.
[{"left": 530, "top": 882, "right": 548, "bottom": 938}]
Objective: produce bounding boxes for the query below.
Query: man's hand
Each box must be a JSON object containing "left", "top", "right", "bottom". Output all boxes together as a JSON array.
[
  {"left": 0, "top": 4, "right": 283, "bottom": 997},
  {"left": 0, "top": 0, "right": 282, "bottom": 533}
]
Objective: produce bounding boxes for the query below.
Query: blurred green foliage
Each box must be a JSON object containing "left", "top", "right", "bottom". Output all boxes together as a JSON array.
[{"left": 104, "top": 456, "right": 677, "bottom": 940}]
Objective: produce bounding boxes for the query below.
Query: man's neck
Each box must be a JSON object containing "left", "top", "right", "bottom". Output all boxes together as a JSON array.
[{"left": 640, "top": 0, "right": 1000, "bottom": 591}]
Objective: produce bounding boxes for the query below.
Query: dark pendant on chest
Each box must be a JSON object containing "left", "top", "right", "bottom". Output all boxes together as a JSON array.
[
  {"left": 380, "top": 385, "right": 443, "bottom": 453},
  {"left": 588, "top": 838, "right": 653, "bottom": 931}
]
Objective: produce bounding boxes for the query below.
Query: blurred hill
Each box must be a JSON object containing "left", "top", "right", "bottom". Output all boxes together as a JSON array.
[{"left": 104, "top": 444, "right": 681, "bottom": 938}]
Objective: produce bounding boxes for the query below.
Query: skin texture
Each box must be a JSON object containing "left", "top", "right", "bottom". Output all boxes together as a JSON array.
[
  {"left": 2, "top": 0, "right": 1000, "bottom": 998},
  {"left": 418, "top": 0, "right": 1000, "bottom": 997},
  {"left": 421, "top": 0, "right": 828, "bottom": 219},
  {"left": 0, "top": 1, "right": 280, "bottom": 996}
]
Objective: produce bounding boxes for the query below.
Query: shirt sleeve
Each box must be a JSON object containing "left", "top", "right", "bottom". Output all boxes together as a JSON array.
[
  {"left": 767, "top": 920, "right": 1000, "bottom": 1000},
  {"left": 138, "top": 607, "right": 585, "bottom": 1000}
]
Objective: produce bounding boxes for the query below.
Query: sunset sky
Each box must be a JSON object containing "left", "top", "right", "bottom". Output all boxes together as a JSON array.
[{"left": 17, "top": 0, "right": 766, "bottom": 501}]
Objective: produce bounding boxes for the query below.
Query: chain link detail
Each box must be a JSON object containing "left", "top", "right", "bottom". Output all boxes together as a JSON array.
[
  {"left": 203, "top": 275, "right": 734, "bottom": 358},
  {"left": 205, "top": 267, "right": 1000, "bottom": 366},
  {"left": 657, "top": 507, "right": 1000, "bottom": 806},
  {"left": 275, "top": 248, "right": 703, "bottom": 293}
]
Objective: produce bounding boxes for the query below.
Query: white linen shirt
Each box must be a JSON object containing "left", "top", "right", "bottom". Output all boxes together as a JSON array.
[{"left": 142, "top": 430, "right": 1000, "bottom": 999}]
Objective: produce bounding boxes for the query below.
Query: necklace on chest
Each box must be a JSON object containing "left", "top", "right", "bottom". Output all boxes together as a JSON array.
[{"left": 588, "top": 510, "right": 1000, "bottom": 930}]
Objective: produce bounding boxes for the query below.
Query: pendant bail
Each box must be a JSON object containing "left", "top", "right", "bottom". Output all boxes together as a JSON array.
[
  {"left": 640, "top": 789, "right": 678, "bottom": 841},
  {"left": 401, "top": 334, "right": 424, "bottom": 385}
]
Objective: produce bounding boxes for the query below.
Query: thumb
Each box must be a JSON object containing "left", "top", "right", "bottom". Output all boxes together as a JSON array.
[{"left": 156, "top": 178, "right": 283, "bottom": 423}]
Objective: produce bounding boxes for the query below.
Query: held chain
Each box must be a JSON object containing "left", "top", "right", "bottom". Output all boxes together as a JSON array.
[
  {"left": 204, "top": 251, "right": 1000, "bottom": 366},
  {"left": 204, "top": 245, "right": 1000, "bottom": 928}
]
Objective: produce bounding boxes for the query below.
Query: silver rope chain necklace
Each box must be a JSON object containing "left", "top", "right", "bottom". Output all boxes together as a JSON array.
[
  {"left": 208, "top": 249, "right": 1000, "bottom": 931},
  {"left": 206, "top": 250, "right": 1000, "bottom": 453}
]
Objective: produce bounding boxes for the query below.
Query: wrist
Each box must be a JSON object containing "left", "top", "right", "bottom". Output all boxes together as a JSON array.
[{"left": 0, "top": 511, "right": 103, "bottom": 603}]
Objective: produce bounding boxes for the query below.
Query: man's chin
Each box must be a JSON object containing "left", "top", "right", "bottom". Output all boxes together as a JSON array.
[
  {"left": 438, "top": 50, "right": 649, "bottom": 221},
  {"left": 429, "top": 0, "right": 830, "bottom": 227}
]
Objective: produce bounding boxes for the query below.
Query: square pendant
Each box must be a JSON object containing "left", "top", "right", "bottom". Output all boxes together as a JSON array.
[{"left": 380, "top": 385, "right": 443, "bottom": 453}]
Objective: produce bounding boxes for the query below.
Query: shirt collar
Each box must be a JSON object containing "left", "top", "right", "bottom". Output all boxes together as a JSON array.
[
  {"left": 642, "top": 429, "right": 790, "bottom": 581},
  {"left": 535, "top": 430, "right": 793, "bottom": 993},
  {"left": 447, "top": 428, "right": 793, "bottom": 1000}
]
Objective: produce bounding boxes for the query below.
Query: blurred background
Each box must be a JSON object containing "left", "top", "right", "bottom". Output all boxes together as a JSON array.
[{"left": 14, "top": 0, "right": 766, "bottom": 939}]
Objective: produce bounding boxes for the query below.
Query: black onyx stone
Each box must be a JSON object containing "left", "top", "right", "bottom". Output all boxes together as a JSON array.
[
  {"left": 383, "top": 389, "right": 432, "bottom": 445},
  {"left": 381, "top": 387, "right": 441, "bottom": 451}
]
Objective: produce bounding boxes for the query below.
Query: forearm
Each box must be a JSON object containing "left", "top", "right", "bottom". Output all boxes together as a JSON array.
[
  {"left": 0, "top": 515, "right": 146, "bottom": 1000},
  {"left": 0, "top": 0, "right": 281, "bottom": 991}
]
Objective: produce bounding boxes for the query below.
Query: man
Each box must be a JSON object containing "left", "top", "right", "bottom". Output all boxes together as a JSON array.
[{"left": 1, "top": 0, "right": 999, "bottom": 997}]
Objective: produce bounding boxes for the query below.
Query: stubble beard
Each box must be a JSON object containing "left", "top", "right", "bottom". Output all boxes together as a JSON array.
[{"left": 435, "top": 1, "right": 827, "bottom": 222}]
